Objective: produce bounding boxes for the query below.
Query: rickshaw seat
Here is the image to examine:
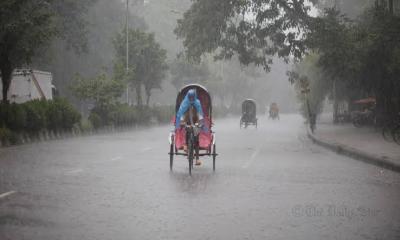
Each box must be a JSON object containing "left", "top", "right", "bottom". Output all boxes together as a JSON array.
[{"left": 175, "top": 117, "right": 212, "bottom": 150}]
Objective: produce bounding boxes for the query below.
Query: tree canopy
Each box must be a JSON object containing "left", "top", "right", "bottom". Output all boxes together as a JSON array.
[
  {"left": 71, "top": 72, "right": 124, "bottom": 107},
  {"left": 175, "top": 0, "right": 319, "bottom": 71},
  {"left": 291, "top": 2, "right": 400, "bottom": 122},
  {"left": 114, "top": 29, "right": 168, "bottom": 106},
  {"left": 0, "top": 0, "right": 94, "bottom": 102}
]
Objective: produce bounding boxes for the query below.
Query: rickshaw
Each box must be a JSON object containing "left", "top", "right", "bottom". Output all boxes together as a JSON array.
[
  {"left": 168, "top": 84, "right": 217, "bottom": 175},
  {"left": 269, "top": 102, "right": 279, "bottom": 120},
  {"left": 240, "top": 99, "right": 257, "bottom": 128},
  {"left": 351, "top": 97, "right": 376, "bottom": 128}
]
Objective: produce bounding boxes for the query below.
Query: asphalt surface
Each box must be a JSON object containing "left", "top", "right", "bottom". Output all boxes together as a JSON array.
[{"left": 1, "top": 114, "right": 400, "bottom": 240}]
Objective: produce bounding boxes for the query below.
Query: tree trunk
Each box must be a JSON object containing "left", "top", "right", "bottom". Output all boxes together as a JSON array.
[
  {"left": 0, "top": 57, "right": 14, "bottom": 104},
  {"left": 332, "top": 78, "right": 339, "bottom": 124},
  {"left": 145, "top": 90, "right": 151, "bottom": 107},
  {"left": 135, "top": 84, "right": 142, "bottom": 107},
  {"left": 389, "top": 0, "right": 394, "bottom": 14}
]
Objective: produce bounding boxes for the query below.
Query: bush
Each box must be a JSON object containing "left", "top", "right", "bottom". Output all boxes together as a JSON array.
[
  {"left": 0, "top": 103, "right": 27, "bottom": 131},
  {"left": 46, "top": 101, "right": 63, "bottom": 131},
  {"left": 88, "top": 103, "right": 141, "bottom": 128},
  {"left": 88, "top": 112, "right": 103, "bottom": 129},
  {"left": 47, "top": 98, "right": 81, "bottom": 131},
  {"left": 136, "top": 107, "right": 152, "bottom": 124},
  {"left": 24, "top": 100, "right": 47, "bottom": 133},
  {"left": 109, "top": 104, "right": 138, "bottom": 127},
  {"left": 78, "top": 119, "right": 93, "bottom": 133},
  {"left": 0, "top": 127, "right": 19, "bottom": 145},
  {"left": 56, "top": 98, "right": 81, "bottom": 130},
  {"left": 152, "top": 105, "right": 174, "bottom": 124},
  {"left": 0, "top": 98, "right": 81, "bottom": 137}
]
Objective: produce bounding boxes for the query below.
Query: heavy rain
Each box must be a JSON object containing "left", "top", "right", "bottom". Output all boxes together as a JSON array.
[{"left": 0, "top": 0, "right": 400, "bottom": 239}]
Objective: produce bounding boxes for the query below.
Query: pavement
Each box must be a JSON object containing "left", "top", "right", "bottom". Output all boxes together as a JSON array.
[
  {"left": 1, "top": 114, "right": 400, "bottom": 240},
  {"left": 309, "top": 116, "right": 400, "bottom": 172}
]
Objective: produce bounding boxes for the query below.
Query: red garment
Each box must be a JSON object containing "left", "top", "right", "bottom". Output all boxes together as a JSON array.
[{"left": 174, "top": 117, "right": 212, "bottom": 150}]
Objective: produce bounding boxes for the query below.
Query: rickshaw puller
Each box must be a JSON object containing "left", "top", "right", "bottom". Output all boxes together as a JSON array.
[{"left": 175, "top": 89, "right": 207, "bottom": 165}]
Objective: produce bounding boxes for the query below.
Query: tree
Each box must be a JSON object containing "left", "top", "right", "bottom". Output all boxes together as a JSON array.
[
  {"left": 0, "top": 1, "right": 55, "bottom": 103},
  {"left": 169, "top": 54, "right": 211, "bottom": 90},
  {"left": 31, "top": 0, "right": 147, "bottom": 100},
  {"left": 71, "top": 72, "right": 125, "bottom": 107},
  {"left": 307, "top": 8, "right": 363, "bottom": 121},
  {"left": 355, "top": 3, "right": 400, "bottom": 120},
  {"left": 292, "top": 3, "right": 400, "bottom": 123},
  {"left": 114, "top": 29, "right": 168, "bottom": 107},
  {"left": 142, "top": 43, "right": 168, "bottom": 106},
  {"left": 174, "top": 0, "right": 318, "bottom": 71},
  {"left": 0, "top": 0, "right": 94, "bottom": 103}
]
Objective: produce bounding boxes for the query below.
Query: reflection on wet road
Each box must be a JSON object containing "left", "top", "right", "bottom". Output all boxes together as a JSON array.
[{"left": 1, "top": 115, "right": 400, "bottom": 240}]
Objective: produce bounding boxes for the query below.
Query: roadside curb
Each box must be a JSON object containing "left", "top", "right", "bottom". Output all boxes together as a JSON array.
[{"left": 307, "top": 129, "right": 400, "bottom": 173}]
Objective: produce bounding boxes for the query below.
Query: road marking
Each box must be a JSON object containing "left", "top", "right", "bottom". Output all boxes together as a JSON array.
[
  {"left": 141, "top": 147, "right": 152, "bottom": 152},
  {"left": 0, "top": 191, "right": 17, "bottom": 199},
  {"left": 65, "top": 169, "right": 83, "bottom": 175},
  {"left": 242, "top": 149, "right": 260, "bottom": 169},
  {"left": 110, "top": 156, "right": 123, "bottom": 162}
]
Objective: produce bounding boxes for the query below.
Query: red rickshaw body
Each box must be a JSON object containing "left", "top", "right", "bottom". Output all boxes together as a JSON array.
[{"left": 173, "top": 84, "right": 213, "bottom": 151}]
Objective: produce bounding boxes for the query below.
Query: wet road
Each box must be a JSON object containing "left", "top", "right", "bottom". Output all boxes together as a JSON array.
[{"left": 1, "top": 114, "right": 400, "bottom": 240}]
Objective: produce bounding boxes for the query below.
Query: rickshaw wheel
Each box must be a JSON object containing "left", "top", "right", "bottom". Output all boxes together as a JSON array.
[
  {"left": 169, "top": 143, "right": 174, "bottom": 171},
  {"left": 212, "top": 144, "right": 216, "bottom": 171},
  {"left": 188, "top": 140, "right": 194, "bottom": 175}
]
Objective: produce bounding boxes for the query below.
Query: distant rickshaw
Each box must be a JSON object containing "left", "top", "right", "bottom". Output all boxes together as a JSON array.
[
  {"left": 240, "top": 99, "right": 257, "bottom": 128},
  {"left": 269, "top": 102, "right": 280, "bottom": 120}
]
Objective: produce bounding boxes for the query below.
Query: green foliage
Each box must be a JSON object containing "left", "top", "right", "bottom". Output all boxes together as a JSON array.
[
  {"left": 50, "top": 0, "right": 96, "bottom": 53},
  {"left": 291, "top": 53, "right": 332, "bottom": 117},
  {"left": 71, "top": 72, "right": 125, "bottom": 107},
  {"left": 175, "top": 0, "right": 318, "bottom": 70},
  {"left": 32, "top": 0, "right": 147, "bottom": 99},
  {"left": 0, "top": 0, "right": 94, "bottom": 102},
  {"left": 0, "top": 127, "right": 18, "bottom": 145},
  {"left": 88, "top": 112, "right": 103, "bottom": 129},
  {"left": 24, "top": 100, "right": 48, "bottom": 133},
  {"left": 109, "top": 104, "right": 138, "bottom": 127},
  {"left": 114, "top": 29, "right": 168, "bottom": 106},
  {"left": 0, "top": 103, "right": 27, "bottom": 131},
  {"left": 89, "top": 103, "right": 139, "bottom": 129},
  {"left": 309, "top": 9, "right": 359, "bottom": 81},
  {"left": 78, "top": 118, "right": 94, "bottom": 133},
  {"left": 151, "top": 105, "right": 174, "bottom": 124},
  {"left": 291, "top": 3, "right": 400, "bottom": 121},
  {"left": 87, "top": 103, "right": 175, "bottom": 128},
  {"left": 169, "top": 54, "right": 210, "bottom": 90},
  {"left": 47, "top": 98, "right": 81, "bottom": 131},
  {"left": 0, "top": 99, "right": 81, "bottom": 135}
]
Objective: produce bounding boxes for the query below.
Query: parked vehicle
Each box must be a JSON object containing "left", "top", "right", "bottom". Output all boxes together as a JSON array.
[
  {"left": 0, "top": 69, "right": 55, "bottom": 103},
  {"left": 351, "top": 97, "right": 376, "bottom": 128}
]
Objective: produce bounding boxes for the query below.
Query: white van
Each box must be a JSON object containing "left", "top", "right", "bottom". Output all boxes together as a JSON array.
[{"left": 0, "top": 69, "right": 55, "bottom": 103}]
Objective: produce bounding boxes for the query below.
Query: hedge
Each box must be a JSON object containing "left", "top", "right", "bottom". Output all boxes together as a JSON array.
[
  {"left": 0, "top": 98, "right": 81, "bottom": 137},
  {"left": 0, "top": 100, "right": 230, "bottom": 146},
  {"left": 88, "top": 104, "right": 171, "bottom": 129}
]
